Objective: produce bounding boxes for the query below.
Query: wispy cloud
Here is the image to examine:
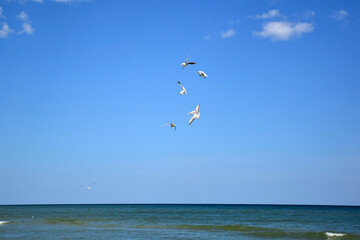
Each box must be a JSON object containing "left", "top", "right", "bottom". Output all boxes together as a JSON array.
[
  {"left": 330, "top": 10, "right": 348, "bottom": 20},
  {"left": 33, "top": 0, "right": 43, "bottom": 3},
  {"left": 221, "top": 29, "right": 236, "bottom": 38},
  {"left": 18, "top": 22, "right": 34, "bottom": 34},
  {"left": 253, "top": 9, "right": 281, "bottom": 19},
  {"left": 303, "top": 10, "right": 315, "bottom": 19},
  {"left": 17, "top": 11, "right": 34, "bottom": 35},
  {"left": 0, "top": 6, "right": 15, "bottom": 39},
  {"left": 226, "top": 19, "right": 240, "bottom": 25},
  {"left": 253, "top": 21, "right": 314, "bottom": 41},
  {"left": 203, "top": 35, "right": 211, "bottom": 40},
  {"left": 17, "top": 11, "right": 29, "bottom": 21},
  {"left": 0, "top": 23, "right": 13, "bottom": 38},
  {"left": 0, "top": 6, "right": 5, "bottom": 19}
]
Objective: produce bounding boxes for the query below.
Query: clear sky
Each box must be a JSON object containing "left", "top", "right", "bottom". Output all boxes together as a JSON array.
[{"left": 0, "top": 0, "right": 359, "bottom": 205}]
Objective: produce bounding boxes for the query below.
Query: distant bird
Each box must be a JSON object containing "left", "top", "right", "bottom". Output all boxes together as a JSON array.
[
  {"left": 197, "top": 71, "right": 208, "bottom": 79},
  {"left": 81, "top": 181, "right": 96, "bottom": 190},
  {"left": 178, "top": 81, "right": 187, "bottom": 95},
  {"left": 180, "top": 55, "right": 196, "bottom": 68},
  {"left": 188, "top": 105, "right": 200, "bottom": 125},
  {"left": 162, "top": 122, "right": 176, "bottom": 131}
]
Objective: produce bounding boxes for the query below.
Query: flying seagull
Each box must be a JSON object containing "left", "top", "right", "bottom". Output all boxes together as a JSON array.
[
  {"left": 81, "top": 181, "right": 96, "bottom": 190},
  {"left": 178, "top": 81, "right": 187, "bottom": 95},
  {"left": 162, "top": 122, "right": 176, "bottom": 131},
  {"left": 197, "top": 71, "right": 208, "bottom": 79},
  {"left": 188, "top": 105, "right": 200, "bottom": 125},
  {"left": 180, "top": 55, "right": 196, "bottom": 68}
]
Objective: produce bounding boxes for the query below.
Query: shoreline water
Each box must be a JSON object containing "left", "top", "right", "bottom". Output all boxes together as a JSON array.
[{"left": 1, "top": 204, "right": 359, "bottom": 239}]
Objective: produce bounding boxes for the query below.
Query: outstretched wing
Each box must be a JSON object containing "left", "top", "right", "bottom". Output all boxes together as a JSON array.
[
  {"left": 195, "top": 105, "right": 200, "bottom": 112},
  {"left": 162, "top": 123, "right": 170, "bottom": 126},
  {"left": 187, "top": 62, "right": 196, "bottom": 65},
  {"left": 178, "top": 81, "right": 185, "bottom": 91},
  {"left": 185, "top": 55, "right": 189, "bottom": 63},
  {"left": 189, "top": 115, "right": 196, "bottom": 125}
]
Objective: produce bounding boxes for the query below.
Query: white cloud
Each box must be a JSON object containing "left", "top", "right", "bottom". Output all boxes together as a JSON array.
[
  {"left": 17, "top": 11, "right": 29, "bottom": 21},
  {"left": 0, "top": 6, "right": 5, "bottom": 19},
  {"left": 18, "top": 22, "right": 34, "bottom": 34},
  {"left": 303, "top": 10, "right": 315, "bottom": 18},
  {"left": 17, "top": 11, "right": 34, "bottom": 34},
  {"left": 33, "top": 0, "right": 43, "bottom": 2},
  {"left": 0, "top": 23, "right": 13, "bottom": 38},
  {"left": 203, "top": 35, "right": 211, "bottom": 40},
  {"left": 254, "top": 21, "right": 314, "bottom": 41},
  {"left": 221, "top": 29, "right": 236, "bottom": 38},
  {"left": 254, "top": 9, "right": 281, "bottom": 19},
  {"left": 330, "top": 10, "right": 348, "bottom": 20}
]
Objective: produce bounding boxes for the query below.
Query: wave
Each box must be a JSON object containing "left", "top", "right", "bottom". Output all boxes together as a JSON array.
[
  {"left": 326, "top": 232, "right": 346, "bottom": 238},
  {"left": 0, "top": 221, "right": 9, "bottom": 225},
  {"left": 136, "top": 224, "right": 359, "bottom": 239}
]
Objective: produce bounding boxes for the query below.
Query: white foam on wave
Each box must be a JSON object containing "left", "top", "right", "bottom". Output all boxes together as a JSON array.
[
  {"left": 0, "top": 221, "right": 9, "bottom": 225},
  {"left": 325, "top": 232, "right": 346, "bottom": 237}
]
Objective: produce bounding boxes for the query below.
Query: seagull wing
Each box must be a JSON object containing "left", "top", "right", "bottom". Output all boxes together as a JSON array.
[
  {"left": 195, "top": 105, "right": 200, "bottom": 112},
  {"left": 162, "top": 123, "right": 170, "bottom": 126},
  {"left": 185, "top": 55, "right": 189, "bottom": 63},
  {"left": 187, "top": 62, "right": 196, "bottom": 65},
  {"left": 189, "top": 115, "right": 196, "bottom": 125},
  {"left": 178, "top": 81, "right": 185, "bottom": 91}
]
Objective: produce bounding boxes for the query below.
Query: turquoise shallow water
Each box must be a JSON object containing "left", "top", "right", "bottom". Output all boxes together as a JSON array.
[{"left": 0, "top": 204, "right": 359, "bottom": 239}]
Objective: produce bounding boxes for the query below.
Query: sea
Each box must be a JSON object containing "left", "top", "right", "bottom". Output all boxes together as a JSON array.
[{"left": 0, "top": 204, "right": 359, "bottom": 239}]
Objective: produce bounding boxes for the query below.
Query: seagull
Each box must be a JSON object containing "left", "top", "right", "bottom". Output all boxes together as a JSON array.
[
  {"left": 162, "top": 122, "right": 176, "bottom": 131},
  {"left": 197, "top": 71, "right": 208, "bottom": 79},
  {"left": 180, "top": 55, "right": 196, "bottom": 68},
  {"left": 188, "top": 105, "right": 200, "bottom": 125},
  {"left": 81, "top": 181, "right": 96, "bottom": 190},
  {"left": 178, "top": 81, "right": 187, "bottom": 95}
]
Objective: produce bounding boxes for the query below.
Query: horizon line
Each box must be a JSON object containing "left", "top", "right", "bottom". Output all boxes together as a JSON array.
[{"left": 1, "top": 203, "right": 359, "bottom": 207}]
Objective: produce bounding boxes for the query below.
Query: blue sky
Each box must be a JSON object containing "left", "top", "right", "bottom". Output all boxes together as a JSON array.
[{"left": 0, "top": 0, "right": 359, "bottom": 205}]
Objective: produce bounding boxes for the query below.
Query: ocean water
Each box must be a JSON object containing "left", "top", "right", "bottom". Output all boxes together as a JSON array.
[{"left": 0, "top": 204, "right": 359, "bottom": 239}]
